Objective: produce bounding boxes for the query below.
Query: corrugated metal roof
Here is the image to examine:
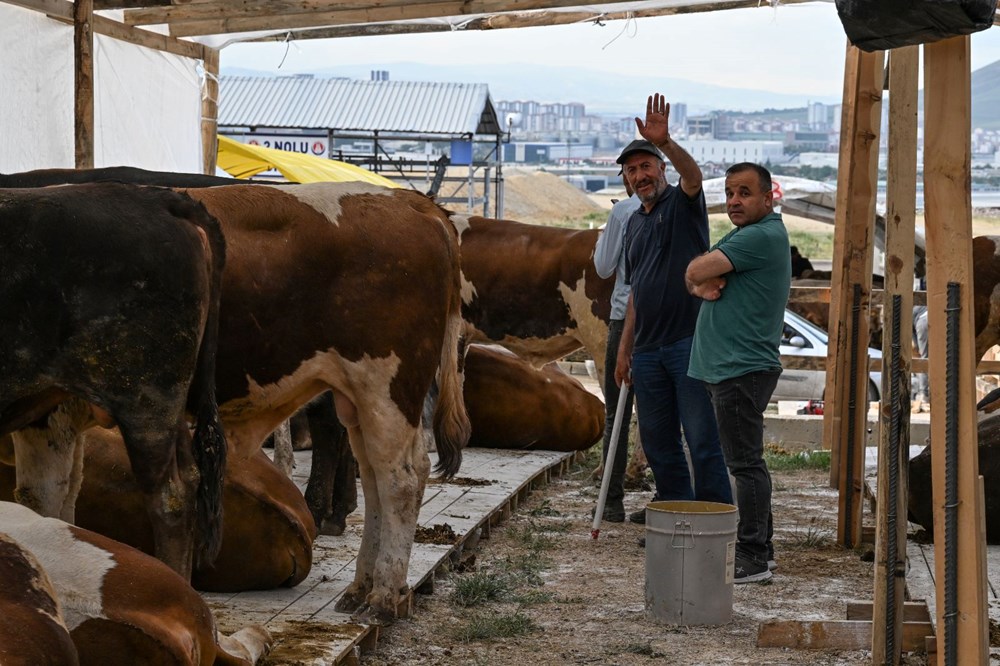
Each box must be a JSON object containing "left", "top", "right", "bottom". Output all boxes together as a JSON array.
[{"left": 219, "top": 75, "right": 501, "bottom": 137}]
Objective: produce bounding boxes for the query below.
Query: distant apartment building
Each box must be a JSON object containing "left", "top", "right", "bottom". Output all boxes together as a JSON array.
[
  {"left": 497, "top": 100, "right": 602, "bottom": 135},
  {"left": 681, "top": 140, "right": 784, "bottom": 166}
]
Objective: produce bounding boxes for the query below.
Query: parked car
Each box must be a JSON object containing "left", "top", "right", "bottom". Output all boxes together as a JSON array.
[{"left": 775, "top": 308, "right": 882, "bottom": 403}]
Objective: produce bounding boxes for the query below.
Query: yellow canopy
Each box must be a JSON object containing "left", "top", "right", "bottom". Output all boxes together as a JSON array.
[{"left": 216, "top": 135, "right": 399, "bottom": 188}]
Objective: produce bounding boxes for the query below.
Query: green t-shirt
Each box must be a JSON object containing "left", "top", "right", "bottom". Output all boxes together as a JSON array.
[{"left": 688, "top": 213, "right": 791, "bottom": 384}]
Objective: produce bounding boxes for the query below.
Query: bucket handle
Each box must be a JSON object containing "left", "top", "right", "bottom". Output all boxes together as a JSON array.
[{"left": 671, "top": 520, "right": 694, "bottom": 549}]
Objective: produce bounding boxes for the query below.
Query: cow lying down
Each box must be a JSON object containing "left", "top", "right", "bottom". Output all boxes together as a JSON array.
[
  {"left": 464, "top": 345, "right": 605, "bottom": 451},
  {"left": 0, "top": 501, "right": 272, "bottom": 665},
  {"left": 0, "top": 430, "right": 317, "bottom": 593},
  {"left": 0, "top": 531, "right": 78, "bottom": 665},
  {"left": 908, "top": 412, "right": 1000, "bottom": 544}
]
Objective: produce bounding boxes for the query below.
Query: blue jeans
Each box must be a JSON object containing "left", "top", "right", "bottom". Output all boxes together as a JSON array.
[
  {"left": 704, "top": 369, "right": 781, "bottom": 565},
  {"left": 631, "top": 336, "right": 732, "bottom": 505},
  {"left": 602, "top": 319, "right": 634, "bottom": 503}
]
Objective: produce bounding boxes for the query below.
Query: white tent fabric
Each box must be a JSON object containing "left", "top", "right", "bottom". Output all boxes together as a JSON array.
[
  {"left": 0, "top": 3, "right": 203, "bottom": 174},
  {"left": 0, "top": 4, "right": 74, "bottom": 171}
]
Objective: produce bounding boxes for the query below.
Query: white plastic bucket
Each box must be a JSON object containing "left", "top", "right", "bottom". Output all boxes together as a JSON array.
[{"left": 644, "top": 500, "right": 737, "bottom": 626}]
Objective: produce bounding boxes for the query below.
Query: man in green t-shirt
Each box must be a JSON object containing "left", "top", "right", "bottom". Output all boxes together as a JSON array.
[{"left": 685, "top": 162, "right": 791, "bottom": 584}]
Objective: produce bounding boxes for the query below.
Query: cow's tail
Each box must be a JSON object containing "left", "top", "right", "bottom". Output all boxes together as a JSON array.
[
  {"left": 432, "top": 218, "right": 472, "bottom": 479},
  {"left": 176, "top": 194, "right": 228, "bottom": 568}
]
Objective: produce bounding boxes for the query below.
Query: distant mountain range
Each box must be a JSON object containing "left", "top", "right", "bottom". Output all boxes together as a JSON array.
[
  {"left": 221, "top": 62, "right": 840, "bottom": 115},
  {"left": 972, "top": 59, "right": 1000, "bottom": 130},
  {"left": 223, "top": 59, "right": 1000, "bottom": 123}
]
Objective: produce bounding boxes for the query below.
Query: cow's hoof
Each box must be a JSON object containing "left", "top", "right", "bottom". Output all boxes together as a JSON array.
[
  {"left": 334, "top": 588, "right": 366, "bottom": 613},
  {"left": 319, "top": 518, "right": 346, "bottom": 537},
  {"left": 350, "top": 603, "right": 394, "bottom": 626}
]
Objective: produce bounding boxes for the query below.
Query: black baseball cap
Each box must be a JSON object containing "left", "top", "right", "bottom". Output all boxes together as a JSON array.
[{"left": 616, "top": 139, "right": 663, "bottom": 165}]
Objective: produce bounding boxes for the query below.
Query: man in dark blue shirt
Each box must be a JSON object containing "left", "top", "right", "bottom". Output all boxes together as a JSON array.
[{"left": 614, "top": 94, "right": 733, "bottom": 523}]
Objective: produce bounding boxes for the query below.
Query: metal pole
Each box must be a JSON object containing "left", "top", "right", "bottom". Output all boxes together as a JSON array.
[{"left": 592, "top": 382, "right": 630, "bottom": 539}]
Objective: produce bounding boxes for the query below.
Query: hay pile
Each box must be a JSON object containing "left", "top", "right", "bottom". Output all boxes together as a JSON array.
[{"left": 500, "top": 169, "right": 606, "bottom": 225}]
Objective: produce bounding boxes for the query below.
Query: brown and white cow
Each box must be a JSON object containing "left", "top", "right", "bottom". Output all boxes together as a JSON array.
[
  {"left": 0, "top": 183, "right": 226, "bottom": 581},
  {"left": 0, "top": 531, "right": 78, "bottom": 665},
  {"left": 181, "top": 182, "right": 470, "bottom": 623},
  {"left": 450, "top": 214, "right": 614, "bottom": 377},
  {"left": 464, "top": 345, "right": 605, "bottom": 451},
  {"left": 0, "top": 429, "right": 318, "bottom": 593},
  {"left": 0, "top": 501, "right": 272, "bottom": 665}
]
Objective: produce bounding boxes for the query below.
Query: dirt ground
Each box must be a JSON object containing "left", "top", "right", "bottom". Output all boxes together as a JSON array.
[{"left": 359, "top": 455, "right": 930, "bottom": 666}]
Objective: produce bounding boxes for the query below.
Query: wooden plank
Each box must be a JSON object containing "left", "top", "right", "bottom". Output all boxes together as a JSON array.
[
  {"left": 73, "top": 0, "right": 94, "bottom": 169},
  {"left": 201, "top": 46, "right": 219, "bottom": 175},
  {"left": 789, "top": 287, "right": 927, "bottom": 308},
  {"left": 120, "top": 0, "right": 807, "bottom": 33},
  {"left": 924, "top": 34, "right": 989, "bottom": 666},
  {"left": 780, "top": 355, "right": 1000, "bottom": 375},
  {"left": 757, "top": 619, "right": 932, "bottom": 651},
  {"left": 845, "top": 600, "right": 930, "bottom": 623},
  {"left": 3, "top": 0, "right": 205, "bottom": 59},
  {"left": 873, "top": 45, "right": 918, "bottom": 666},
  {"left": 825, "top": 44, "right": 884, "bottom": 548}
]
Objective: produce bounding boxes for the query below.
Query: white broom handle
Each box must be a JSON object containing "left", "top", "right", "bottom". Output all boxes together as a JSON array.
[{"left": 591, "top": 381, "right": 631, "bottom": 536}]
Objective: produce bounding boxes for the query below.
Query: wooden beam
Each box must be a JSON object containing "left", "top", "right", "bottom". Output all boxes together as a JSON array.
[
  {"left": 923, "top": 35, "right": 989, "bottom": 666},
  {"left": 241, "top": 0, "right": 810, "bottom": 41},
  {"left": 824, "top": 44, "right": 883, "bottom": 549},
  {"left": 757, "top": 619, "right": 933, "bottom": 651},
  {"left": 1, "top": 0, "right": 205, "bottom": 60},
  {"left": 845, "top": 600, "right": 930, "bottom": 623},
  {"left": 122, "top": 0, "right": 808, "bottom": 38},
  {"left": 201, "top": 46, "right": 219, "bottom": 175},
  {"left": 780, "top": 355, "right": 1000, "bottom": 375},
  {"left": 74, "top": 0, "right": 94, "bottom": 169},
  {"left": 872, "top": 45, "right": 918, "bottom": 666},
  {"left": 789, "top": 286, "right": 927, "bottom": 307},
  {"left": 132, "top": 0, "right": 808, "bottom": 37}
]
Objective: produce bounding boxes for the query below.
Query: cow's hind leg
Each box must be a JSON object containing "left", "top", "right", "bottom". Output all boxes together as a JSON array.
[
  {"left": 333, "top": 422, "right": 380, "bottom": 614},
  {"left": 116, "top": 415, "right": 200, "bottom": 581},
  {"left": 11, "top": 399, "right": 90, "bottom": 522},
  {"left": 352, "top": 422, "right": 429, "bottom": 625}
]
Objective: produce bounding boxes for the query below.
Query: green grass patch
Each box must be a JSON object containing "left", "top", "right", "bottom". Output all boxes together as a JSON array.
[
  {"left": 527, "top": 499, "right": 561, "bottom": 518},
  {"left": 450, "top": 571, "right": 513, "bottom": 607},
  {"left": 789, "top": 519, "right": 834, "bottom": 549},
  {"left": 764, "top": 447, "right": 832, "bottom": 472},
  {"left": 510, "top": 589, "right": 554, "bottom": 605},
  {"left": 452, "top": 611, "right": 537, "bottom": 642}
]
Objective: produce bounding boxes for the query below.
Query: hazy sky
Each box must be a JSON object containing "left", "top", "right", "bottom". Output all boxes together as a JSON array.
[{"left": 222, "top": 2, "right": 1000, "bottom": 99}]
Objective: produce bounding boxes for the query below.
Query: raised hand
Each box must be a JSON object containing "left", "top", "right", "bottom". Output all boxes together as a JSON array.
[{"left": 635, "top": 93, "right": 670, "bottom": 146}]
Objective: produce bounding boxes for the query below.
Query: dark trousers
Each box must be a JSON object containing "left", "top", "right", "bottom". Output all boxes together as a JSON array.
[
  {"left": 602, "top": 319, "right": 633, "bottom": 503},
  {"left": 705, "top": 370, "right": 781, "bottom": 565},
  {"left": 631, "top": 336, "right": 732, "bottom": 505}
]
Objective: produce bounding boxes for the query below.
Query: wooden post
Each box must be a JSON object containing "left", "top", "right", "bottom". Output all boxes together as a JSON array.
[
  {"left": 74, "top": 0, "right": 95, "bottom": 169},
  {"left": 824, "top": 43, "right": 883, "bottom": 549},
  {"left": 872, "top": 45, "right": 918, "bottom": 666},
  {"left": 201, "top": 46, "right": 220, "bottom": 175},
  {"left": 923, "top": 35, "right": 988, "bottom": 666}
]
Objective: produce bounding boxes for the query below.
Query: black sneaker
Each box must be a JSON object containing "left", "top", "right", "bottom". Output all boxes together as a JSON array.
[
  {"left": 734, "top": 556, "right": 772, "bottom": 584},
  {"left": 629, "top": 508, "right": 646, "bottom": 524},
  {"left": 591, "top": 501, "right": 625, "bottom": 523}
]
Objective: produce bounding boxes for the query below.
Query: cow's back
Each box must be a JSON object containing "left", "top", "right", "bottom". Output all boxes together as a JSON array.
[
  {"left": 0, "top": 184, "right": 214, "bottom": 433},
  {"left": 455, "top": 215, "right": 613, "bottom": 368}
]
